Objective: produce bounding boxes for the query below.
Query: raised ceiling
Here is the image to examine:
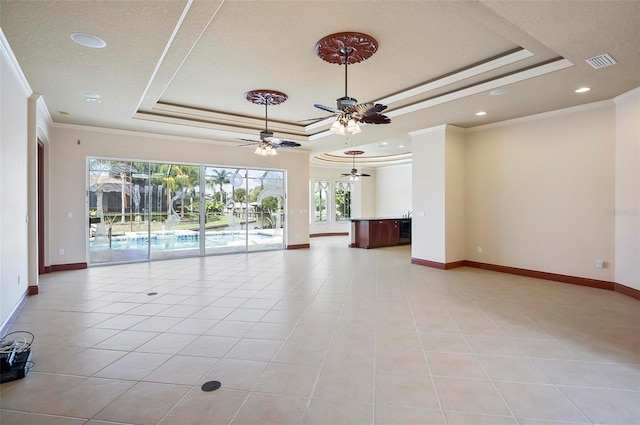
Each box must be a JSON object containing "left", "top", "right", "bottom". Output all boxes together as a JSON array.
[{"left": 1, "top": 1, "right": 638, "bottom": 167}]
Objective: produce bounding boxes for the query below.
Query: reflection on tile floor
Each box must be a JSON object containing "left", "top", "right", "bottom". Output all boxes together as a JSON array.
[{"left": 1, "top": 237, "right": 638, "bottom": 424}]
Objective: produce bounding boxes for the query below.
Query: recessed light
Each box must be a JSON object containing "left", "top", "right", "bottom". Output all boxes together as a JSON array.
[
  {"left": 490, "top": 89, "right": 508, "bottom": 96},
  {"left": 58, "top": 111, "right": 71, "bottom": 116},
  {"left": 575, "top": 87, "right": 591, "bottom": 93},
  {"left": 82, "top": 91, "right": 101, "bottom": 99},
  {"left": 398, "top": 145, "right": 404, "bottom": 148},
  {"left": 70, "top": 32, "right": 107, "bottom": 48},
  {"left": 85, "top": 98, "right": 101, "bottom": 103},
  {"left": 475, "top": 111, "right": 487, "bottom": 116}
]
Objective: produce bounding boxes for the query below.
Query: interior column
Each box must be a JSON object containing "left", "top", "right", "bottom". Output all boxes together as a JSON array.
[{"left": 410, "top": 124, "right": 466, "bottom": 269}]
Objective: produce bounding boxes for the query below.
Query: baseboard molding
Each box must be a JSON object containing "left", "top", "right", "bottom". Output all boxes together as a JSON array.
[
  {"left": 50, "top": 262, "right": 88, "bottom": 272},
  {"left": 310, "top": 232, "right": 348, "bottom": 237},
  {"left": 463, "top": 261, "right": 614, "bottom": 290},
  {"left": 409, "top": 258, "right": 640, "bottom": 299},
  {"left": 286, "top": 243, "right": 310, "bottom": 250},
  {"left": 44, "top": 266, "right": 52, "bottom": 273},
  {"left": 28, "top": 285, "right": 39, "bottom": 295},
  {"left": 349, "top": 243, "right": 357, "bottom": 248},
  {"left": 614, "top": 283, "right": 640, "bottom": 300},
  {"left": 411, "top": 258, "right": 465, "bottom": 270},
  {"left": 0, "top": 289, "right": 28, "bottom": 337}
]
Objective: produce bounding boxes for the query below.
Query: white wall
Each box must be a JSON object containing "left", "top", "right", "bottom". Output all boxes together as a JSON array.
[
  {"left": 359, "top": 168, "right": 376, "bottom": 218},
  {"left": 445, "top": 126, "right": 466, "bottom": 262},
  {"left": 375, "top": 164, "right": 412, "bottom": 217},
  {"left": 614, "top": 89, "right": 640, "bottom": 290},
  {"left": 48, "top": 125, "right": 310, "bottom": 266},
  {"left": 410, "top": 125, "right": 465, "bottom": 265},
  {"left": 0, "top": 34, "right": 30, "bottom": 330},
  {"left": 465, "top": 102, "right": 616, "bottom": 281},
  {"left": 411, "top": 126, "right": 447, "bottom": 263}
]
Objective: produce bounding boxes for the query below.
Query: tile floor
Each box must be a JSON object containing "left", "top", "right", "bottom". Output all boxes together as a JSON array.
[{"left": 1, "top": 237, "right": 638, "bottom": 425}]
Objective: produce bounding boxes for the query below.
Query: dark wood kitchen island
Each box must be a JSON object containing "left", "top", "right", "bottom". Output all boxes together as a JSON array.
[{"left": 349, "top": 218, "right": 411, "bottom": 248}]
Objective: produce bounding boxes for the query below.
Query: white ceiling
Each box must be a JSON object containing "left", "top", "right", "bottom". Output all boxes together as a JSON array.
[{"left": 1, "top": 0, "right": 638, "bottom": 167}]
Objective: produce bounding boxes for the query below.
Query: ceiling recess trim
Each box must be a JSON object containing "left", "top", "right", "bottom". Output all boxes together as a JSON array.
[
  {"left": 133, "top": 111, "right": 307, "bottom": 142},
  {"left": 304, "top": 48, "right": 533, "bottom": 132},
  {"left": 387, "top": 58, "right": 573, "bottom": 118},
  {"left": 378, "top": 48, "right": 533, "bottom": 105},
  {"left": 146, "top": 102, "right": 305, "bottom": 135},
  {"left": 308, "top": 58, "right": 574, "bottom": 141},
  {"left": 312, "top": 152, "right": 412, "bottom": 167}
]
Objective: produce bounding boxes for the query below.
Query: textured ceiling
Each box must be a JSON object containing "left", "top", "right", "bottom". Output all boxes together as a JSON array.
[{"left": 1, "top": 0, "right": 638, "bottom": 167}]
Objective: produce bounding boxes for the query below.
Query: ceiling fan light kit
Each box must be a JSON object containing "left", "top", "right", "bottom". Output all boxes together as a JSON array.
[
  {"left": 312, "top": 32, "right": 391, "bottom": 135},
  {"left": 240, "top": 89, "right": 301, "bottom": 156}
]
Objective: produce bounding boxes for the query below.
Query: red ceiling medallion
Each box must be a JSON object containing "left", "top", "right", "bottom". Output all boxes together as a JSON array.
[
  {"left": 244, "top": 89, "right": 288, "bottom": 105},
  {"left": 315, "top": 32, "right": 378, "bottom": 65},
  {"left": 344, "top": 150, "right": 365, "bottom": 156}
]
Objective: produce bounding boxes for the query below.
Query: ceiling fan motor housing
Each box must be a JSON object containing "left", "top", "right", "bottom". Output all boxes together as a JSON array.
[
  {"left": 337, "top": 96, "right": 358, "bottom": 110},
  {"left": 260, "top": 130, "right": 274, "bottom": 140}
]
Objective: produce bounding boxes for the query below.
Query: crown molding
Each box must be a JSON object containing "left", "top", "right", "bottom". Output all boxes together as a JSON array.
[
  {"left": 614, "top": 87, "right": 640, "bottom": 104},
  {"left": 408, "top": 124, "right": 448, "bottom": 137},
  {"left": 467, "top": 99, "right": 613, "bottom": 132},
  {"left": 0, "top": 28, "right": 32, "bottom": 97}
]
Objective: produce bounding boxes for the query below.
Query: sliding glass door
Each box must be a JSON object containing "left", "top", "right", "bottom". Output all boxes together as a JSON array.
[
  {"left": 88, "top": 159, "right": 150, "bottom": 264},
  {"left": 203, "top": 166, "right": 246, "bottom": 255},
  {"left": 88, "top": 158, "right": 285, "bottom": 265},
  {"left": 245, "top": 169, "right": 285, "bottom": 252},
  {"left": 148, "top": 162, "right": 201, "bottom": 261}
]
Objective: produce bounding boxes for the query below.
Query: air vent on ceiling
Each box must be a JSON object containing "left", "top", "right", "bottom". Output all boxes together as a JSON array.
[{"left": 585, "top": 54, "right": 616, "bottom": 69}]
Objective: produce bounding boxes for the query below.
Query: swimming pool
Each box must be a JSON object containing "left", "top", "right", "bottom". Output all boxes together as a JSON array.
[{"left": 91, "top": 230, "right": 280, "bottom": 251}]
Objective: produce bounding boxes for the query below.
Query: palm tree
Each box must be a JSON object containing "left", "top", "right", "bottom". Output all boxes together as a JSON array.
[{"left": 209, "top": 169, "right": 231, "bottom": 204}]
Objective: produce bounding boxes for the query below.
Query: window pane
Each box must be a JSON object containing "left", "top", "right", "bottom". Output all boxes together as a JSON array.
[
  {"left": 335, "top": 181, "right": 352, "bottom": 221},
  {"left": 314, "top": 181, "right": 329, "bottom": 222}
]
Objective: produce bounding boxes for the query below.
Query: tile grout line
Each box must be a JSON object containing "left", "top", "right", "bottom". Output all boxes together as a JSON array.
[
  {"left": 404, "top": 274, "right": 449, "bottom": 425},
  {"left": 446, "top": 273, "right": 594, "bottom": 425}
]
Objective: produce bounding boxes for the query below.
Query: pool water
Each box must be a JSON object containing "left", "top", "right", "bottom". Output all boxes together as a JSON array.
[{"left": 92, "top": 230, "right": 278, "bottom": 250}]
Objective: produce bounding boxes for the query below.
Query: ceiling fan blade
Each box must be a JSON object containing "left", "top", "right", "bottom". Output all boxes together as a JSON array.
[
  {"left": 360, "top": 173, "right": 371, "bottom": 177},
  {"left": 298, "top": 116, "right": 333, "bottom": 122},
  {"left": 238, "top": 138, "right": 300, "bottom": 149},
  {"left": 237, "top": 138, "right": 260, "bottom": 146},
  {"left": 359, "top": 113, "right": 391, "bottom": 125},
  {"left": 351, "top": 102, "right": 391, "bottom": 125},
  {"left": 340, "top": 173, "right": 352, "bottom": 176},
  {"left": 314, "top": 103, "right": 341, "bottom": 114},
  {"left": 275, "top": 140, "right": 302, "bottom": 148}
]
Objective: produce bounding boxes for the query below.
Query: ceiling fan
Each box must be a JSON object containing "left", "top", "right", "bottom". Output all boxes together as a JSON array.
[
  {"left": 309, "top": 32, "right": 391, "bottom": 135},
  {"left": 341, "top": 150, "right": 370, "bottom": 181},
  {"left": 239, "top": 90, "right": 301, "bottom": 156}
]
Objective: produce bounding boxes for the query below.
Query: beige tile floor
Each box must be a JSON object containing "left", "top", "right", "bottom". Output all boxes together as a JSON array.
[{"left": 1, "top": 237, "right": 639, "bottom": 425}]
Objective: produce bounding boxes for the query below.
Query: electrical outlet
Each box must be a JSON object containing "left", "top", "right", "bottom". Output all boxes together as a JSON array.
[
  {"left": 59, "top": 248, "right": 65, "bottom": 255},
  {"left": 596, "top": 260, "right": 604, "bottom": 269},
  {"left": 477, "top": 246, "right": 482, "bottom": 253}
]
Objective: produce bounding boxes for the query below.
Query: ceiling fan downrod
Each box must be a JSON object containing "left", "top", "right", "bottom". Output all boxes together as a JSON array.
[
  {"left": 342, "top": 47, "right": 352, "bottom": 99},
  {"left": 337, "top": 47, "right": 358, "bottom": 110}
]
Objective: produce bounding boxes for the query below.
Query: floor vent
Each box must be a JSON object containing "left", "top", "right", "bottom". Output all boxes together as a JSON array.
[{"left": 585, "top": 54, "right": 616, "bottom": 69}]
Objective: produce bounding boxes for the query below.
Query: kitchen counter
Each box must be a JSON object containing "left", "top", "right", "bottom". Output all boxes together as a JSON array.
[{"left": 349, "top": 218, "right": 411, "bottom": 248}]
